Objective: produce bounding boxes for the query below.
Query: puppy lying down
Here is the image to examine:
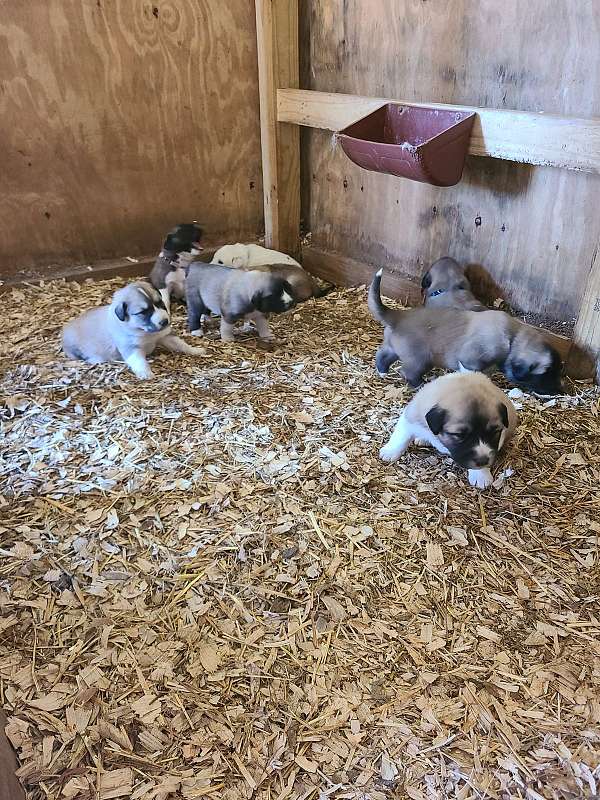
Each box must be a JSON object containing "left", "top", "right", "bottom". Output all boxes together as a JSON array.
[
  {"left": 422, "top": 256, "right": 486, "bottom": 311},
  {"left": 369, "top": 269, "right": 563, "bottom": 395},
  {"left": 212, "top": 243, "right": 301, "bottom": 269},
  {"left": 62, "top": 281, "right": 202, "bottom": 379},
  {"left": 380, "top": 371, "right": 517, "bottom": 488},
  {"left": 185, "top": 263, "right": 296, "bottom": 341}
]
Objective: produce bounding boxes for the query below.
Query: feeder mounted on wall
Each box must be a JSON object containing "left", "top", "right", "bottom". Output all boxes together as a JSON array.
[{"left": 337, "top": 103, "right": 476, "bottom": 187}]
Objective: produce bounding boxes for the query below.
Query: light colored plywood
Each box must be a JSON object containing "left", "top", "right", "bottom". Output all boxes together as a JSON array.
[
  {"left": 570, "top": 245, "right": 600, "bottom": 380},
  {"left": 279, "top": 89, "right": 600, "bottom": 173},
  {"left": 301, "top": 0, "right": 600, "bottom": 327},
  {"left": 256, "top": 0, "right": 300, "bottom": 255},
  {"left": 0, "top": 0, "right": 263, "bottom": 276}
]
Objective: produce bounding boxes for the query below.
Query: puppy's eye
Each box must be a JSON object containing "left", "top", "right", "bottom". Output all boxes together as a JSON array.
[{"left": 449, "top": 431, "right": 468, "bottom": 440}]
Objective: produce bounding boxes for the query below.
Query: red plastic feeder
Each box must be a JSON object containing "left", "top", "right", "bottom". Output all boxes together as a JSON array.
[{"left": 337, "top": 103, "right": 476, "bottom": 187}]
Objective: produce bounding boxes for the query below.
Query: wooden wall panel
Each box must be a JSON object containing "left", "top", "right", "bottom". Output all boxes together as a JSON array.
[
  {"left": 301, "top": 0, "right": 600, "bottom": 323},
  {"left": 0, "top": 0, "right": 263, "bottom": 276}
]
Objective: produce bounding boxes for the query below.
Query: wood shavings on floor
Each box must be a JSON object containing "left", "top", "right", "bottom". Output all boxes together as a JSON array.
[{"left": 1, "top": 277, "right": 600, "bottom": 800}]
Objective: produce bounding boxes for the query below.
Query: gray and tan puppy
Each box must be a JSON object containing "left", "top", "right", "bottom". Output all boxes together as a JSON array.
[
  {"left": 62, "top": 280, "right": 202, "bottom": 379},
  {"left": 185, "top": 263, "right": 296, "bottom": 341},
  {"left": 421, "top": 257, "right": 486, "bottom": 311},
  {"left": 239, "top": 263, "right": 333, "bottom": 303},
  {"left": 380, "top": 371, "right": 517, "bottom": 488},
  {"left": 369, "top": 269, "right": 563, "bottom": 395}
]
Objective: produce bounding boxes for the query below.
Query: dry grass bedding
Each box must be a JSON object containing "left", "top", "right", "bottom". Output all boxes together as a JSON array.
[{"left": 1, "top": 277, "right": 599, "bottom": 800}]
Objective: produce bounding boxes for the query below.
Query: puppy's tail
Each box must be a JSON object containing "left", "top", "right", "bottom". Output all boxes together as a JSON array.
[{"left": 368, "top": 268, "right": 392, "bottom": 325}]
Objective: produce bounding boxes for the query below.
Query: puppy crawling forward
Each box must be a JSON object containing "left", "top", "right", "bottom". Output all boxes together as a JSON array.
[
  {"left": 212, "top": 242, "right": 300, "bottom": 269},
  {"left": 149, "top": 222, "right": 204, "bottom": 305},
  {"left": 380, "top": 371, "right": 517, "bottom": 488},
  {"left": 185, "top": 263, "right": 295, "bottom": 341},
  {"left": 422, "top": 257, "right": 486, "bottom": 311},
  {"left": 369, "top": 269, "right": 563, "bottom": 395},
  {"left": 62, "top": 281, "right": 202, "bottom": 379}
]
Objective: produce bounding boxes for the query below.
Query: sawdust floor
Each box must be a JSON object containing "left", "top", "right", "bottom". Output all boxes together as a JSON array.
[{"left": 1, "top": 278, "right": 600, "bottom": 800}]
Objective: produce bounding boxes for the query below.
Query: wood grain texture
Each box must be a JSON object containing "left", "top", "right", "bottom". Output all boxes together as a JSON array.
[
  {"left": 569, "top": 245, "right": 600, "bottom": 379},
  {"left": 256, "top": 0, "right": 300, "bottom": 255},
  {"left": 0, "top": 712, "right": 25, "bottom": 800},
  {"left": 300, "top": 0, "right": 600, "bottom": 325},
  {"left": 279, "top": 89, "right": 600, "bottom": 173},
  {"left": 0, "top": 0, "right": 263, "bottom": 276}
]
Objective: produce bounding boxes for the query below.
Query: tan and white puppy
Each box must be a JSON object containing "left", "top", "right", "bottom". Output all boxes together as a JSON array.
[
  {"left": 422, "top": 257, "right": 486, "bottom": 311},
  {"left": 185, "top": 263, "right": 296, "bottom": 341},
  {"left": 380, "top": 372, "right": 517, "bottom": 488},
  {"left": 212, "top": 243, "right": 301, "bottom": 269},
  {"left": 369, "top": 269, "right": 563, "bottom": 395},
  {"left": 62, "top": 281, "right": 202, "bottom": 379}
]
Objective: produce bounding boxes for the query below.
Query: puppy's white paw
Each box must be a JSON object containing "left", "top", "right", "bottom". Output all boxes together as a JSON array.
[
  {"left": 221, "top": 333, "right": 236, "bottom": 343},
  {"left": 467, "top": 467, "right": 493, "bottom": 489},
  {"left": 260, "top": 333, "right": 276, "bottom": 342},
  {"left": 134, "top": 366, "right": 154, "bottom": 380},
  {"left": 379, "top": 446, "right": 400, "bottom": 463},
  {"left": 187, "top": 346, "right": 205, "bottom": 355},
  {"left": 377, "top": 371, "right": 388, "bottom": 379},
  {"left": 413, "top": 437, "right": 427, "bottom": 447},
  {"left": 190, "top": 329, "right": 204, "bottom": 337}
]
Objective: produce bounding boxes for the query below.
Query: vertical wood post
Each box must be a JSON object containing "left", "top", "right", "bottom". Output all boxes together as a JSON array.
[
  {"left": 569, "top": 245, "right": 600, "bottom": 382},
  {"left": 255, "top": 0, "right": 300, "bottom": 256}
]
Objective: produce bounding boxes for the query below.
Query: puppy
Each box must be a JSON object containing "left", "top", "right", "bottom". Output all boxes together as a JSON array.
[
  {"left": 421, "top": 257, "right": 486, "bottom": 311},
  {"left": 380, "top": 372, "right": 517, "bottom": 488},
  {"left": 239, "top": 263, "right": 333, "bottom": 303},
  {"left": 185, "top": 263, "right": 296, "bottom": 341},
  {"left": 369, "top": 269, "right": 563, "bottom": 395},
  {"left": 149, "top": 222, "right": 204, "bottom": 305},
  {"left": 62, "top": 281, "right": 202, "bottom": 379},
  {"left": 212, "top": 243, "right": 301, "bottom": 269}
]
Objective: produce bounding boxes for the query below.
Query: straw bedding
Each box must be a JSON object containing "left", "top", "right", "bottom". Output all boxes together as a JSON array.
[{"left": 1, "top": 277, "right": 599, "bottom": 800}]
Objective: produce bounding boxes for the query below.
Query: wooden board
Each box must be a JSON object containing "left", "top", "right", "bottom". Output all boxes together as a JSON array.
[
  {"left": 569, "top": 246, "right": 600, "bottom": 380},
  {"left": 256, "top": 0, "right": 301, "bottom": 256},
  {"left": 0, "top": 712, "right": 25, "bottom": 800},
  {"left": 0, "top": 0, "right": 264, "bottom": 276},
  {"left": 279, "top": 89, "right": 600, "bottom": 173},
  {"left": 300, "top": 0, "right": 600, "bottom": 327}
]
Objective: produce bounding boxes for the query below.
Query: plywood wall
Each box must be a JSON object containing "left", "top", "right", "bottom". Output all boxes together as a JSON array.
[
  {"left": 301, "top": 0, "right": 600, "bottom": 323},
  {"left": 0, "top": 0, "right": 263, "bottom": 276}
]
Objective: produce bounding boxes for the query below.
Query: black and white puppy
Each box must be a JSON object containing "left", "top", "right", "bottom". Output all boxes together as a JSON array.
[
  {"left": 149, "top": 222, "right": 204, "bottom": 306},
  {"left": 421, "top": 257, "right": 486, "bottom": 311},
  {"left": 185, "top": 263, "right": 295, "bottom": 341},
  {"left": 380, "top": 372, "right": 518, "bottom": 488},
  {"left": 62, "top": 281, "right": 202, "bottom": 379}
]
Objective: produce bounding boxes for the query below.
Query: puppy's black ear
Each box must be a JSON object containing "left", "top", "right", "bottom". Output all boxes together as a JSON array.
[
  {"left": 425, "top": 405, "right": 447, "bottom": 435},
  {"left": 421, "top": 272, "right": 432, "bottom": 290},
  {"left": 114, "top": 302, "right": 128, "bottom": 321},
  {"left": 498, "top": 402, "right": 509, "bottom": 428}
]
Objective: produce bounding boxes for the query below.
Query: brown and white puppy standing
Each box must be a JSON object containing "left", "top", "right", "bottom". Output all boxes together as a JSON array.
[
  {"left": 185, "top": 263, "right": 296, "bottom": 341},
  {"left": 369, "top": 269, "right": 563, "bottom": 395},
  {"left": 62, "top": 281, "right": 203, "bottom": 379},
  {"left": 421, "top": 257, "right": 486, "bottom": 311},
  {"left": 149, "top": 222, "right": 204, "bottom": 307},
  {"left": 380, "top": 372, "right": 517, "bottom": 488}
]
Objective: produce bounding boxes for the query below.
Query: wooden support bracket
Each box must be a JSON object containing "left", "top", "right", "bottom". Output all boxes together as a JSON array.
[
  {"left": 277, "top": 88, "right": 600, "bottom": 174},
  {"left": 255, "top": 0, "right": 301, "bottom": 255}
]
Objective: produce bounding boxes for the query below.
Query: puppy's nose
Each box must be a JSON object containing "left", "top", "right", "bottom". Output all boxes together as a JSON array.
[
  {"left": 473, "top": 454, "right": 490, "bottom": 467},
  {"left": 159, "top": 318, "right": 169, "bottom": 329}
]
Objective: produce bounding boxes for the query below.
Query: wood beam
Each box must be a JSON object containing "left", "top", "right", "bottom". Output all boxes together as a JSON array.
[
  {"left": 278, "top": 89, "right": 600, "bottom": 174},
  {"left": 255, "top": 1, "right": 301, "bottom": 255},
  {"left": 569, "top": 246, "right": 600, "bottom": 381}
]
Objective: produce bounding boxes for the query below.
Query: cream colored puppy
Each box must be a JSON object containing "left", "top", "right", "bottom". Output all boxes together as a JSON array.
[
  {"left": 380, "top": 372, "right": 517, "bottom": 489},
  {"left": 62, "top": 281, "right": 202, "bottom": 379},
  {"left": 212, "top": 243, "right": 301, "bottom": 269}
]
